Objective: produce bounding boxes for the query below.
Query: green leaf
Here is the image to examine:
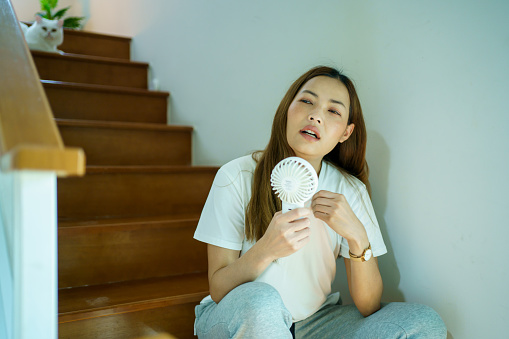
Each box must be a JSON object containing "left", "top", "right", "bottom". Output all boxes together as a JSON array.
[
  {"left": 38, "top": 1, "right": 53, "bottom": 19},
  {"left": 53, "top": 6, "right": 70, "bottom": 19},
  {"left": 63, "top": 16, "right": 85, "bottom": 29},
  {"left": 39, "top": 0, "right": 56, "bottom": 11},
  {"left": 48, "top": 0, "right": 58, "bottom": 9},
  {"left": 36, "top": 11, "right": 53, "bottom": 20},
  {"left": 40, "top": 2, "right": 51, "bottom": 13}
]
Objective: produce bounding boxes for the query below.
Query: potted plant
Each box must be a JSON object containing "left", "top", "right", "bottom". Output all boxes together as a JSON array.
[{"left": 37, "top": 0, "right": 85, "bottom": 29}]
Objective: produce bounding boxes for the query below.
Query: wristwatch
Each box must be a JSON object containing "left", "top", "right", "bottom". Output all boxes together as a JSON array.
[{"left": 349, "top": 243, "right": 372, "bottom": 262}]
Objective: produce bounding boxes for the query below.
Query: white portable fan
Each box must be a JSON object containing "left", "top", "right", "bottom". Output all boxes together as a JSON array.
[{"left": 271, "top": 157, "right": 319, "bottom": 213}]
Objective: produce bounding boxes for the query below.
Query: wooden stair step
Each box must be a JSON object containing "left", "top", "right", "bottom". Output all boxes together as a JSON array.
[
  {"left": 22, "top": 22, "right": 131, "bottom": 60},
  {"left": 32, "top": 51, "right": 148, "bottom": 88},
  {"left": 43, "top": 80, "right": 168, "bottom": 124},
  {"left": 58, "top": 166, "right": 218, "bottom": 220},
  {"left": 43, "top": 27, "right": 210, "bottom": 338},
  {"left": 59, "top": 29, "right": 131, "bottom": 60},
  {"left": 59, "top": 272, "right": 209, "bottom": 339},
  {"left": 58, "top": 213, "right": 202, "bottom": 227},
  {"left": 58, "top": 214, "right": 207, "bottom": 288},
  {"left": 56, "top": 119, "right": 192, "bottom": 166}
]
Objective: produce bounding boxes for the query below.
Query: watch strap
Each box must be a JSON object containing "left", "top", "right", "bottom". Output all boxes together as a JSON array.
[{"left": 349, "top": 243, "right": 371, "bottom": 262}]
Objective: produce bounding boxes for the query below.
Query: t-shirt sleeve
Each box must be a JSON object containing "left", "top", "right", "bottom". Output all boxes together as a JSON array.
[
  {"left": 339, "top": 186, "right": 387, "bottom": 258},
  {"left": 193, "top": 166, "right": 246, "bottom": 251}
]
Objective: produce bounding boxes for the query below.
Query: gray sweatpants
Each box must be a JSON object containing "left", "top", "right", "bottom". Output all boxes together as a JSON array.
[{"left": 194, "top": 282, "right": 447, "bottom": 338}]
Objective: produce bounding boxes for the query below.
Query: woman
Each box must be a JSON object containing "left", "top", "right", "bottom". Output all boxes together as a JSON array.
[{"left": 194, "top": 66, "right": 446, "bottom": 338}]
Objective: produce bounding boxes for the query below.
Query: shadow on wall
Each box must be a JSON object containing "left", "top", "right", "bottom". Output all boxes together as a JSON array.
[
  {"left": 370, "top": 131, "right": 455, "bottom": 339},
  {"left": 367, "top": 130, "right": 404, "bottom": 303},
  {"left": 332, "top": 130, "right": 404, "bottom": 304}
]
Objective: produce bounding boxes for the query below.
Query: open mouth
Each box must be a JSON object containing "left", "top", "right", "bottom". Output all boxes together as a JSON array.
[{"left": 300, "top": 130, "right": 320, "bottom": 139}]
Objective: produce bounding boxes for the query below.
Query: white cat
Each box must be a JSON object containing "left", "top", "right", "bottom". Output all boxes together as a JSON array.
[{"left": 20, "top": 16, "right": 64, "bottom": 54}]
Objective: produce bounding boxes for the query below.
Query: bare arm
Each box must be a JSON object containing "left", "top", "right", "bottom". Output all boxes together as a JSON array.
[
  {"left": 312, "top": 190, "right": 383, "bottom": 316},
  {"left": 344, "top": 255, "right": 383, "bottom": 317},
  {"left": 208, "top": 208, "right": 313, "bottom": 303},
  {"left": 207, "top": 244, "right": 271, "bottom": 303}
]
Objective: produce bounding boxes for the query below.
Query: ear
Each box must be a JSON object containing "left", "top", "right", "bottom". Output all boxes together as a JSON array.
[
  {"left": 57, "top": 19, "right": 64, "bottom": 28},
  {"left": 339, "top": 123, "right": 355, "bottom": 143},
  {"left": 35, "top": 15, "right": 42, "bottom": 23}
]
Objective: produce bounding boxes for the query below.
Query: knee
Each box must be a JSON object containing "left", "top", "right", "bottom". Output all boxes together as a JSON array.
[
  {"left": 415, "top": 304, "right": 447, "bottom": 338},
  {"left": 382, "top": 303, "right": 447, "bottom": 338},
  {"left": 228, "top": 282, "right": 291, "bottom": 324}
]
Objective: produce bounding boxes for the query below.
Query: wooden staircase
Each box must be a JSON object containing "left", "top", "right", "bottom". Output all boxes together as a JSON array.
[{"left": 34, "top": 29, "right": 215, "bottom": 338}]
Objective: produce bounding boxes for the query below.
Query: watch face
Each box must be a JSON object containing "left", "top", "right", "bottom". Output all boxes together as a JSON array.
[{"left": 364, "top": 249, "right": 372, "bottom": 261}]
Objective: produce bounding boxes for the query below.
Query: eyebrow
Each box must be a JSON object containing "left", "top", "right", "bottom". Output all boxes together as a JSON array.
[{"left": 302, "top": 90, "right": 346, "bottom": 109}]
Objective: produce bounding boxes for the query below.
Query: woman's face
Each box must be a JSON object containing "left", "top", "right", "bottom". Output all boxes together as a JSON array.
[{"left": 286, "top": 76, "right": 354, "bottom": 172}]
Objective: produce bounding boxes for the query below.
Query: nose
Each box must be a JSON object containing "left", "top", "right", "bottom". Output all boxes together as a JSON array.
[{"left": 308, "top": 111, "right": 322, "bottom": 124}]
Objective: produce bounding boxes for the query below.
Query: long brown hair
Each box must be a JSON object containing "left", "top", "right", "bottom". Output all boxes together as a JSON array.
[{"left": 245, "top": 66, "right": 369, "bottom": 242}]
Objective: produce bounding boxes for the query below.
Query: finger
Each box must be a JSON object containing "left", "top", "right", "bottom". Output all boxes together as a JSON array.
[
  {"left": 311, "top": 197, "right": 335, "bottom": 209},
  {"left": 288, "top": 217, "right": 311, "bottom": 231},
  {"left": 288, "top": 226, "right": 310, "bottom": 243},
  {"left": 311, "top": 202, "right": 333, "bottom": 214},
  {"left": 297, "top": 234, "right": 311, "bottom": 246},
  {"left": 311, "top": 196, "right": 337, "bottom": 210},
  {"left": 280, "top": 207, "right": 312, "bottom": 222},
  {"left": 313, "top": 190, "right": 340, "bottom": 199},
  {"left": 293, "top": 227, "right": 311, "bottom": 243},
  {"left": 313, "top": 206, "right": 334, "bottom": 222},
  {"left": 314, "top": 212, "right": 333, "bottom": 227},
  {"left": 313, "top": 210, "right": 329, "bottom": 220}
]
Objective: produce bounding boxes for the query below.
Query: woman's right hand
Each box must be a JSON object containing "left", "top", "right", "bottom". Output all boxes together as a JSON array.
[
  {"left": 257, "top": 207, "right": 313, "bottom": 261},
  {"left": 207, "top": 208, "right": 312, "bottom": 303}
]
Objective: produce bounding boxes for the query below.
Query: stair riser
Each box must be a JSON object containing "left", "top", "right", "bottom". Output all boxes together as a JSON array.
[
  {"left": 60, "top": 31, "right": 130, "bottom": 60},
  {"left": 58, "top": 124, "right": 191, "bottom": 166},
  {"left": 33, "top": 53, "right": 148, "bottom": 88},
  {"left": 50, "top": 29, "right": 207, "bottom": 337},
  {"left": 59, "top": 302, "right": 197, "bottom": 339},
  {"left": 44, "top": 84, "right": 167, "bottom": 123},
  {"left": 57, "top": 170, "right": 217, "bottom": 219},
  {"left": 59, "top": 220, "right": 207, "bottom": 288}
]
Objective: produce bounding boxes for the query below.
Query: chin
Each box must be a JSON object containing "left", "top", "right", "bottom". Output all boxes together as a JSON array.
[{"left": 288, "top": 139, "right": 328, "bottom": 161}]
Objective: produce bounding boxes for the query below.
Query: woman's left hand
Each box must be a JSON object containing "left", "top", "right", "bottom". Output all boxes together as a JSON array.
[
  {"left": 312, "top": 191, "right": 381, "bottom": 316},
  {"left": 311, "top": 190, "right": 366, "bottom": 244}
]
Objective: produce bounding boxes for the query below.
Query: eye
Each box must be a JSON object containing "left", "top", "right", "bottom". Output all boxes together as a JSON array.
[
  {"left": 42, "top": 27, "right": 47, "bottom": 31},
  {"left": 299, "top": 99, "right": 312, "bottom": 104},
  {"left": 329, "top": 109, "right": 341, "bottom": 116}
]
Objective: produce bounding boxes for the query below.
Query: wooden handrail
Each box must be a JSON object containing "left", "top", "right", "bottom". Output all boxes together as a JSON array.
[{"left": 0, "top": 0, "right": 85, "bottom": 176}]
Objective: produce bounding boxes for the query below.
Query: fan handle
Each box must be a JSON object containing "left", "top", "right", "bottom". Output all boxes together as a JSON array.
[{"left": 282, "top": 201, "right": 306, "bottom": 214}]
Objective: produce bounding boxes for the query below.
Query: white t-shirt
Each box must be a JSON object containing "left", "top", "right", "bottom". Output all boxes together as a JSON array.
[{"left": 194, "top": 155, "right": 387, "bottom": 322}]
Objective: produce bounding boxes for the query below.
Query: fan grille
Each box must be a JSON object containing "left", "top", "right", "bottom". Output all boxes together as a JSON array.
[{"left": 271, "top": 157, "right": 318, "bottom": 204}]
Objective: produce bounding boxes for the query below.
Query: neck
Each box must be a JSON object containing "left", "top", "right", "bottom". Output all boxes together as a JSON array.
[
  {"left": 296, "top": 155, "right": 322, "bottom": 176},
  {"left": 313, "top": 159, "right": 322, "bottom": 176}
]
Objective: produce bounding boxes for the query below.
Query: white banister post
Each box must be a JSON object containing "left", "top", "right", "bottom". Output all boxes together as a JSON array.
[
  {"left": 0, "top": 207, "right": 13, "bottom": 339},
  {"left": 0, "top": 170, "right": 58, "bottom": 339}
]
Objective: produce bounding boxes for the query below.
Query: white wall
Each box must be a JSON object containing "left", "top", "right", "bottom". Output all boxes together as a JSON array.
[
  {"left": 82, "top": 0, "right": 361, "bottom": 166},
  {"left": 337, "top": 3, "right": 509, "bottom": 339},
  {"left": 11, "top": 0, "right": 85, "bottom": 22},
  {"left": 11, "top": 0, "right": 509, "bottom": 338}
]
